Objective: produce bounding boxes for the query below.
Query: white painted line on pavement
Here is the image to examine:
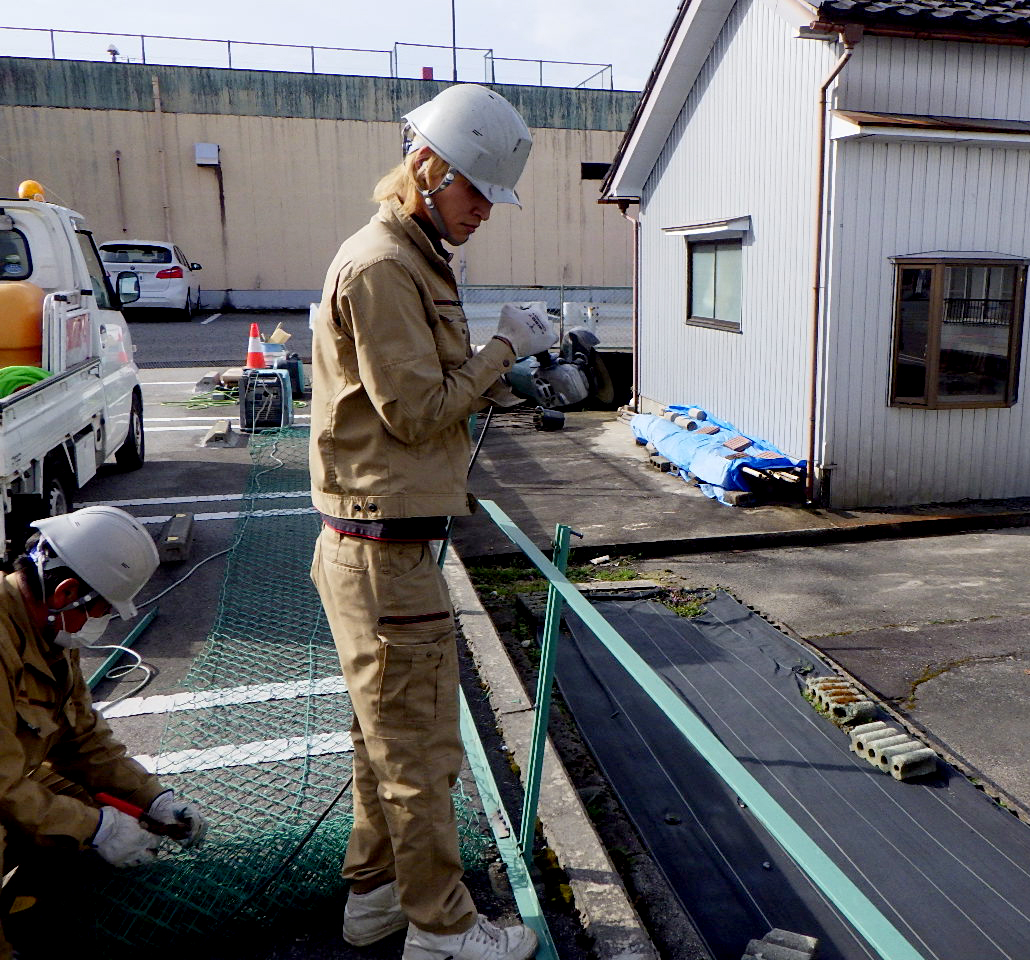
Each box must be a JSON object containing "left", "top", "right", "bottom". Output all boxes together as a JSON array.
[
  {"left": 146, "top": 415, "right": 237, "bottom": 422},
  {"left": 145, "top": 425, "right": 239, "bottom": 432},
  {"left": 135, "top": 730, "right": 353, "bottom": 774},
  {"left": 144, "top": 415, "right": 310, "bottom": 432},
  {"left": 136, "top": 506, "right": 317, "bottom": 525},
  {"left": 97, "top": 676, "right": 347, "bottom": 717},
  {"left": 200, "top": 312, "right": 222, "bottom": 324},
  {"left": 82, "top": 490, "right": 310, "bottom": 508}
]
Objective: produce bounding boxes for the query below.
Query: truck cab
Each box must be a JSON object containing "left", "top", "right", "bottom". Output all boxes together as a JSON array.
[{"left": 1, "top": 181, "right": 146, "bottom": 558}]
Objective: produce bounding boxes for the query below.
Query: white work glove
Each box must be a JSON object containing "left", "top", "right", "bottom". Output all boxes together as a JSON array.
[
  {"left": 92, "top": 806, "right": 160, "bottom": 868},
  {"left": 494, "top": 301, "right": 557, "bottom": 358},
  {"left": 147, "top": 790, "right": 209, "bottom": 849}
]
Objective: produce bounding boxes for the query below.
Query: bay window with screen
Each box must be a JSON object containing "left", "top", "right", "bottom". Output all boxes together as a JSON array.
[{"left": 891, "top": 258, "right": 1028, "bottom": 408}]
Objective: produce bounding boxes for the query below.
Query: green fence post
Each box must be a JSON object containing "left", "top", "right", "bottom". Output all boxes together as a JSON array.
[{"left": 518, "top": 523, "right": 573, "bottom": 865}]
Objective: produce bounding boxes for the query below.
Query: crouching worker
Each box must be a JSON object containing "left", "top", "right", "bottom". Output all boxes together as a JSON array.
[
  {"left": 310, "top": 83, "right": 555, "bottom": 960},
  {"left": 0, "top": 506, "right": 208, "bottom": 958}
]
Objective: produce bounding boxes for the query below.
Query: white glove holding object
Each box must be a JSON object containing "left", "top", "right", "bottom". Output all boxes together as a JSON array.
[
  {"left": 92, "top": 806, "right": 160, "bottom": 867},
  {"left": 147, "top": 790, "right": 209, "bottom": 849},
  {"left": 494, "top": 301, "right": 557, "bottom": 358}
]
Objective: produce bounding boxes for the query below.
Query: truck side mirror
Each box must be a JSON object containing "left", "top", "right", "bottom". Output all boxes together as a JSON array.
[{"left": 116, "top": 271, "right": 140, "bottom": 306}]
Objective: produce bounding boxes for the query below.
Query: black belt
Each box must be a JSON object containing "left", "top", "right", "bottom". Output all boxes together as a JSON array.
[{"left": 320, "top": 514, "right": 449, "bottom": 542}]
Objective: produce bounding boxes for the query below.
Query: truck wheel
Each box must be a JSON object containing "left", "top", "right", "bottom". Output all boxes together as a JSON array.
[
  {"left": 42, "top": 462, "right": 73, "bottom": 518},
  {"left": 115, "top": 392, "right": 145, "bottom": 471}
]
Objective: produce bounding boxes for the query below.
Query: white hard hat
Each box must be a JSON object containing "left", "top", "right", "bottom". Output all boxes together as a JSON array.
[
  {"left": 403, "top": 83, "right": 533, "bottom": 207},
  {"left": 31, "top": 506, "right": 159, "bottom": 619}
]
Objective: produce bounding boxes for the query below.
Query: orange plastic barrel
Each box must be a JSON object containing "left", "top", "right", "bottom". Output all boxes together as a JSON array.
[{"left": 0, "top": 281, "right": 45, "bottom": 368}]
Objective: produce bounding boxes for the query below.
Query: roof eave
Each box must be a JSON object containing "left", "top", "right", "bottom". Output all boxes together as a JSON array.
[
  {"left": 602, "top": 0, "right": 755, "bottom": 202},
  {"left": 817, "top": 18, "right": 1030, "bottom": 45}
]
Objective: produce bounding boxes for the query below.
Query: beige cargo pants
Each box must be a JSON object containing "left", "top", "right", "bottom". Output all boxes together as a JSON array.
[{"left": 311, "top": 526, "right": 476, "bottom": 935}]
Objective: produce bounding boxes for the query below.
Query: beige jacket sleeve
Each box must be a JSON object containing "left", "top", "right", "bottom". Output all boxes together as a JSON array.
[
  {"left": 45, "top": 655, "right": 165, "bottom": 813},
  {"left": 0, "top": 645, "right": 162, "bottom": 849},
  {"left": 339, "top": 258, "right": 515, "bottom": 446}
]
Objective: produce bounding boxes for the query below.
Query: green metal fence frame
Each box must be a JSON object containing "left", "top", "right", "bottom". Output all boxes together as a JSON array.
[{"left": 476, "top": 498, "right": 926, "bottom": 960}]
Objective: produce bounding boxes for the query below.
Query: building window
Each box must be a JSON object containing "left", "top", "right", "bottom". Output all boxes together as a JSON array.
[
  {"left": 580, "top": 162, "right": 610, "bottom": 180},
  {"left": 688, "top": 239, "right": 742, "bottom": 331},
  {"left": 891, "top": 258, "right": 1027, "bottom": 408}
]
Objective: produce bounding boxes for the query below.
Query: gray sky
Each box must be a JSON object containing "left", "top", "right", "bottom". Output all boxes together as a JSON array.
[{"left": 1, "top": 1, "right": 678, "bottom": 91}]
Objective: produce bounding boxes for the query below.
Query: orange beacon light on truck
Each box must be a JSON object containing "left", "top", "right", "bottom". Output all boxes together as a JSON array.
[{"left": 17, "top": 180, "right": 45, "bottom": 201}]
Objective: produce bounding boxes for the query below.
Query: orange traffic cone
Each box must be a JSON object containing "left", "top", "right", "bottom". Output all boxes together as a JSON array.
[{"left": 245, "top": 322, "right": 265, "bottom": 369}]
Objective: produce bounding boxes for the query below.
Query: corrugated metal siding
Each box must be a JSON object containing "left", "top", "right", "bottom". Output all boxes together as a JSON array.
[
  {"left": 823, "top": 138, "right": 1030, "bottom": 506},
  {"left": 0, "top": 57, "right": 639, "bottom": 130},
  {"left": 637, "top": 0, "right": 838, "bottom": 459},
  {"left": 839, "top": 37, "right": 1030, "bottom": 120}
]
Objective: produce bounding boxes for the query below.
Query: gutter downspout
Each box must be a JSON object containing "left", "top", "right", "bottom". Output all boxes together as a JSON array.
[
  {"left": 806, "top": 25, "right": 861, "bottom": 503},
  {"left": 618, "top": 200, "right": 641, "bottom": 411},
  {"left": 151, "top": 75, "right": 173, "bottom": 243}
]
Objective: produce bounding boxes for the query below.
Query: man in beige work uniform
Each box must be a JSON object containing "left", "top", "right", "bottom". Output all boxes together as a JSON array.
[
  {"left": 0, "top": 506, "right": 207, "bottom": 958},
  {"left": 309, "top": 84, "right": 557, "bottom": 960}
]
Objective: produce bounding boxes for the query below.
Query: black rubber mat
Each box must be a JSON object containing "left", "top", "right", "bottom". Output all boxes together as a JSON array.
[{"left": 557, "top": 592, "right": 1030, "bottom": 960}]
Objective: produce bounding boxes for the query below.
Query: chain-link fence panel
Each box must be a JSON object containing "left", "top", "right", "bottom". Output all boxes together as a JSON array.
[
  {"left": 460, "top": 285, "right": 632, "bottom": 351},
  {"left": 91, "top": 427, "right": 491, "bottom": 957}
]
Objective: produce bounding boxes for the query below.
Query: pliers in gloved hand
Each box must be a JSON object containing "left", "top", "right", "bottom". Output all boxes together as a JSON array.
[{"left": 95, "top": 792, "right": 193, "bottom": 842}]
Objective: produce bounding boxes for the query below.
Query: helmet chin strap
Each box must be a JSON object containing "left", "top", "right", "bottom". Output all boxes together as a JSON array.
[{"left": 418, "top": 167, "right": 459, "bottom": 244}]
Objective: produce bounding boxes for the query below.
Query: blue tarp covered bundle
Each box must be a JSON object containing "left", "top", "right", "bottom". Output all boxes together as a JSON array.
[{"left": 630, "top": 404, "right": 806, "bottom": 505}]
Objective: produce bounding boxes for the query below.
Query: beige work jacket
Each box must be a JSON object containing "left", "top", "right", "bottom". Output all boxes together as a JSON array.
[
  {"left": 0, "top": 574, "right": 163, "bottom": 849},
  {"left": 309, "top": 198, "right": 516, "bottom": 521}
]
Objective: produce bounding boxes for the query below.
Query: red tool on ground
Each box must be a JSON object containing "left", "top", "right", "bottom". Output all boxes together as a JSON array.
[{"left": 95, "top": 792, "right": 192, "bottom": 842}]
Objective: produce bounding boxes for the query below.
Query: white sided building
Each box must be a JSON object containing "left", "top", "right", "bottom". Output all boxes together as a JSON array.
[{"left": 602, "top": 0, "right": 1030, "bottom": 508}]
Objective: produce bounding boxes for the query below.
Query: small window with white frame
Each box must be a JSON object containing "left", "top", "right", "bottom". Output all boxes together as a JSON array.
[
  {"left": 891, "top": 255, "right": 1028, "bottom": 408},
  {"left": 663, "top": 216, "right": 749, "bottom": 332}
]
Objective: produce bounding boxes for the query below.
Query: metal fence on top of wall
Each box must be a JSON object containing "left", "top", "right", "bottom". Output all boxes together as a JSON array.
[{"left": 0, "top": 27, "right": 616, "bottom": 89}]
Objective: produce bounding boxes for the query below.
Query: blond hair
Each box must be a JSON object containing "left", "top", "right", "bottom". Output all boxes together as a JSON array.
[{"left": 373, "top": 150, "right": 452, "bottom": 215}]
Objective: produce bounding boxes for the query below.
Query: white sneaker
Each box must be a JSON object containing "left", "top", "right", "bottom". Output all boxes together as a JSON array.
[
  {"left": 403, "top": 914, "right": 539, "bottom": 960},
  {"left": 342, "top": 881, "right": 407, "bottom": 946}
]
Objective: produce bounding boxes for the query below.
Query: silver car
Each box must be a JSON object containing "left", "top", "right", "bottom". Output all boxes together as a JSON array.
[{"left": 99, "top": 240, "right": 202, "bottom": 319}]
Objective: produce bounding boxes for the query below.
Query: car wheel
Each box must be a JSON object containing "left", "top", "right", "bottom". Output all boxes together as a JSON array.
[
  {"left": 115, "top": 391, "right": 145, "bottom": 471},
  {"left": 181, "top": 292, "right": 194, "bottom": 321}
]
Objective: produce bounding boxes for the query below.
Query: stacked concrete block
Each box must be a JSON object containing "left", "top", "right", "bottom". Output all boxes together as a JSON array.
[
  {"left": 804, "top": 675, "right": 878, "bottom": 724},
  {"left": 741, "top": 928, "right": 819, "bottom": 960},
  {"left": 850, "top": 721, "right": 938, "bottom": 781}
]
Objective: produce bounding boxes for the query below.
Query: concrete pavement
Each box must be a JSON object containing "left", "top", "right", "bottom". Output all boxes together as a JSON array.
[{"left": 452, "top": 408, "right": 1030, "bottom": 817}]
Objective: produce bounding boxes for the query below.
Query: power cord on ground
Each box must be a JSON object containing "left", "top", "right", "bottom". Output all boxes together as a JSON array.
[
  {"left": 91, "top": 644, "right": 157, "bottom": 713},
  {"left": 137, "top": 548, "right": 232, "bottom": 609}
]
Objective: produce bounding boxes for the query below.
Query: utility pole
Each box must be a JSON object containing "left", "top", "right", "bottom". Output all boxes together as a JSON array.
[{"left": 451, "top": 0, "right": 457, "bottom": 81}]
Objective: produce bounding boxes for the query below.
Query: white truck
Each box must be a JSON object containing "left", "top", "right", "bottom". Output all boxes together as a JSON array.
[{"left": 1, "top": 187, "right": 146, "bottom": 559}]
